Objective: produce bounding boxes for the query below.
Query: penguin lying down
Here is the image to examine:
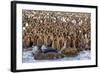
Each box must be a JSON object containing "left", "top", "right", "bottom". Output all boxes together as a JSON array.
[{"left": 32, "top": 45, "right": 64, "bottom": 60}]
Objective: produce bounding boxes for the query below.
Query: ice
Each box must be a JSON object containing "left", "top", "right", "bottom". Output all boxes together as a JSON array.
[
  {"left": 22, "top": 51, "right": 35, "bottom": 63},
  {"left": 22, "top": 50, "right": 91, "bottom": 63}
]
